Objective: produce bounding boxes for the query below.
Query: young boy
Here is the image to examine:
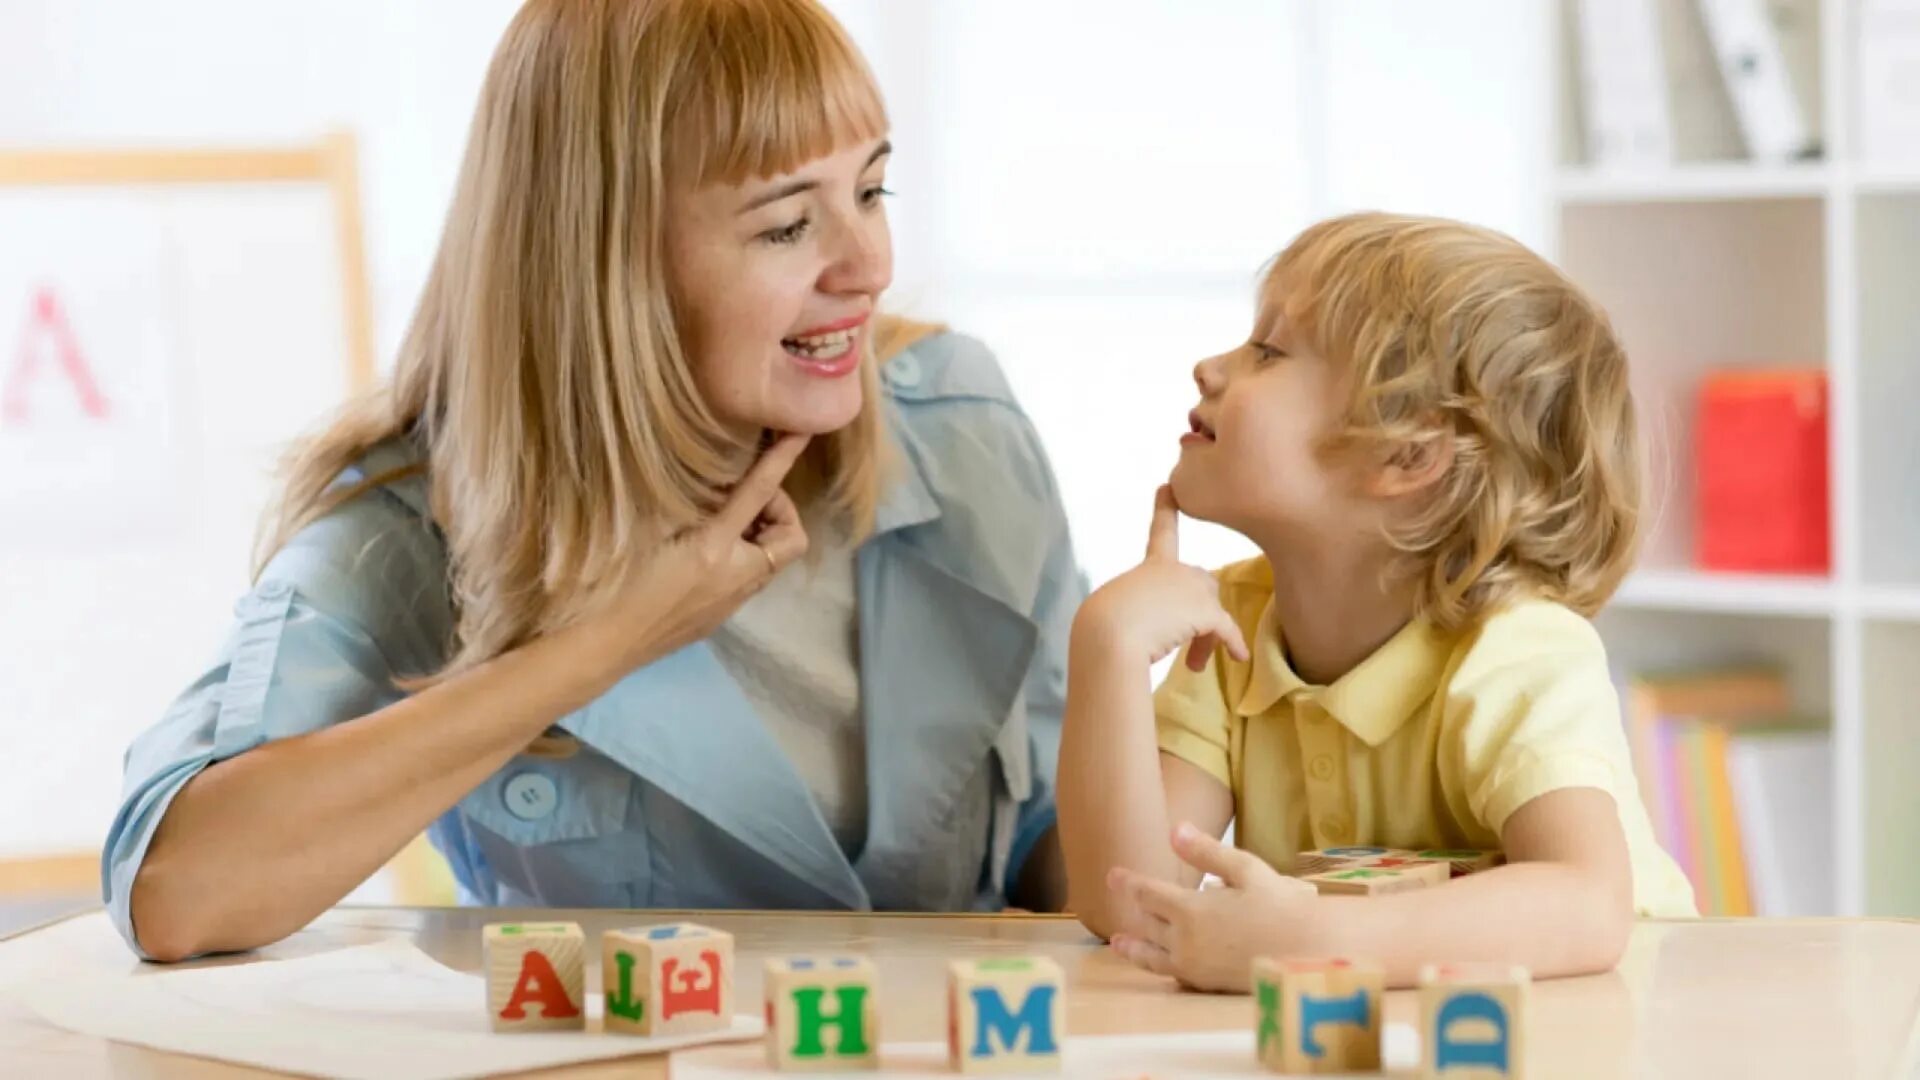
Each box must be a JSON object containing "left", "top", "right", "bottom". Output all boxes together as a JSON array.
[{"left": 1057, "top": 212, "right": 1695, "bottom": 993}]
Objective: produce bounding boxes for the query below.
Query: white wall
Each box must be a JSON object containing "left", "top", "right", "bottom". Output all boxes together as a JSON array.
[{"left": 0, "top": 0, "right": 1548, "bottom": 858}]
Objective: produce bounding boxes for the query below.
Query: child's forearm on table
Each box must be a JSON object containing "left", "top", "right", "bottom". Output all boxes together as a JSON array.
[{"left": 1314, "top": 861, "right": 1633, "bottom": 987}]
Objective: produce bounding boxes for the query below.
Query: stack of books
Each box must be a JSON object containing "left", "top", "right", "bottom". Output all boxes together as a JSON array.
[{"left": 1624, "top": 667, "right": 1832, "bottom": 916}]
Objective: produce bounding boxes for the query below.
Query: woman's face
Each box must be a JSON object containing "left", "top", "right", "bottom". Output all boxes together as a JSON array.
[{"left": 667, "top": 137, "right": 895, "bottom": 440}]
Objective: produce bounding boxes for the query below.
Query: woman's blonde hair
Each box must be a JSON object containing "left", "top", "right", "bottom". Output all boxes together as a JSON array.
[
  {"left": 1266, "top": 211, "right": 1640, "bottom": 630},
  {"left": 258, "top": 0, "right": 927, "bottom": 691}
]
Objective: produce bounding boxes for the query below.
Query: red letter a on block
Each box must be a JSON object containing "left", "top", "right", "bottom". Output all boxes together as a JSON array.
[
  {"left": 499, "top": 950, "right": 581, "bottom": 1021},
  {"left": 2, "top": 287, "right": 110, "bottom": 424}
]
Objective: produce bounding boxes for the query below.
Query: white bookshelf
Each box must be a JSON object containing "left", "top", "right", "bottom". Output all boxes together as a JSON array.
[{"left": 1552, "top": 0, "right": 1920, "bottom": 917}]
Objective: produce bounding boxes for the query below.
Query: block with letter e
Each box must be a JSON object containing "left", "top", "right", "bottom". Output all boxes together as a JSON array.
[
  {"left": 946, "top": 957, "right": 1065, "bottom": 1073},
  {"left": 1420, "top": 963, "right": 1528, "bottom": 1078},
  {"left": 602, "top": 922, "right": 733, "bottom": 1037},
  {"left": 765, "top": 956, "right": 879, "bottom": 1071},
  {"left": 1252, "top": 956, "right": 1382, "bottom": 1073}
]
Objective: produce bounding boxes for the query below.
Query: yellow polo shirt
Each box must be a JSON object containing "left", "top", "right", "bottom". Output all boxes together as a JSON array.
[{"left": 1155, "top": 558, "right": 1696, "bottom": 917}]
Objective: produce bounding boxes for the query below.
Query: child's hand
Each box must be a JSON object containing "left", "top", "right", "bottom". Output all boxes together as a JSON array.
[
  {"left": 1075, "top": 486, "right": 1250, "bottom": 671},
  {"left": 1106, "top": 823, "right": 1322, "bottom": 993}
]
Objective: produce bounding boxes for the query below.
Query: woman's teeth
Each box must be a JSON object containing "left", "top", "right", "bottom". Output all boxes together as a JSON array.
[{"left": 783, "top": 328, "right": 856, "bottom": 360}]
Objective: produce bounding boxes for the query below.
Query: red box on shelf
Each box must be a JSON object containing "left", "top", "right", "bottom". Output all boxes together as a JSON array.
[{"left": 1694, "top": 369, "right": 1829, "bottom": 574}]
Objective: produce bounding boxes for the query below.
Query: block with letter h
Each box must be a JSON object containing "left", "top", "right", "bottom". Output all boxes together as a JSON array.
[
  {"left": 946, "top": 957, "right": 1065, "bottom": 1073},
  {"left": 1419, "top": 963, "right": 1528, "bottom": 1079},
  {"left": 484, "top": 922, "right": 586, "bottom": 1032},
  {"left": 765, "top": 956, "right": 880, "bottom": 1071},
  {"left": 1253, "top": 957, "right": 1383, "bottom": 1073},
  {"left": 602, "top": 922, "right": 733, "bottom": 1038}
]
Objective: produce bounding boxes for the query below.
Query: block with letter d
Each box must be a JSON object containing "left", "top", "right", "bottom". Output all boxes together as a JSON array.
[
  {"left": 483, "top": 922, "right": 586, "bottom": 1032},
  {"left": 1252, "top": 956, "right": 1383, "bottom": 1073},
  {"left": 1419, "top": 963, "right": 1528, "bottom": 1079},
  {"left": 946, "top": 957, "right": 1065, "bottom": 1073},
  {"left": 602, "top": 922, "right": 733, "bottom": 1037},
  {"left": 765, "top": 956, "right": 880, "bottom": 1071}
]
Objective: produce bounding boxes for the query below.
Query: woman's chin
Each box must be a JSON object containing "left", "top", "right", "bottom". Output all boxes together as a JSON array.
[{"left": 758, "top": 391, "right": 864, "bottom": 437}]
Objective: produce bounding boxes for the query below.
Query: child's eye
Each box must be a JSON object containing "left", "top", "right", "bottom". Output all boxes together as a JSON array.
[
  {"left": 760, "top": 216, "right": 812, "bottom": 245},
  {"left": 1249, "top": 341, "right": 1287, "bottom": 363},
  {"left": 859, "top": 183, "right": 894, "bottom": 208}
]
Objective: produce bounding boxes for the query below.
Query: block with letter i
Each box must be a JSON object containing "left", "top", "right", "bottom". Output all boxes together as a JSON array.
[
  {"left": 947, "top": 957, "right": 1065, "bottom": 1073},
  {"left": 483, "top": 922, "right": 585, "bottom": 1032},
  {"left": 765, "top": 957, "right": 879, "bottom": 1071},
  {"left": 1252, "top": 957, "right": 1383, "bottom": 1073},
  {"left": 602, "top": 922, "right": 733, "bottom": 1037},
  {"left": 1419, "top": 963, "right": 1528, "bottom": 1079}
]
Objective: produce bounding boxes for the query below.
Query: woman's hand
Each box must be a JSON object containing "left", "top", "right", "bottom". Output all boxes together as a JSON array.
[
  {"left": 601, "top": 434, "right": 812, "bottom": 667},
  {"left": 1073, "top": 485, "right": 1249, "bottom": 672}
]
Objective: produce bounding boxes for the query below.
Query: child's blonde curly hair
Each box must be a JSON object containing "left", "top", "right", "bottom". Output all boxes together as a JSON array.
[{"left": 1267, "top": 211, "right": 1640, "bottom": 630}]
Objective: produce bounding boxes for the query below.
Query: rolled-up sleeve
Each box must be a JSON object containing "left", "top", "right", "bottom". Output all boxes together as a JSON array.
[{"left": 102, "top": 486, "right": 446, "bottom": 957}]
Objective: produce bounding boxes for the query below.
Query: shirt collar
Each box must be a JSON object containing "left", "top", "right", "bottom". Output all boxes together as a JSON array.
[{"left": 1233, "top": 596, "right": 1452, "bottom": 747}]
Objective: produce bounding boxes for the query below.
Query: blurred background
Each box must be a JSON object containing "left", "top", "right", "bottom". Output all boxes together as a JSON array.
[{"left": 1, "top": 0, "right": 1914, "bottom": 931}]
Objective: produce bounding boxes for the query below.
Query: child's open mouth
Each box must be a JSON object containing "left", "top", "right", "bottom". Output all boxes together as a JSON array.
[{"left": 1182, "top": 409, "right": 1216, "bottom": 445}]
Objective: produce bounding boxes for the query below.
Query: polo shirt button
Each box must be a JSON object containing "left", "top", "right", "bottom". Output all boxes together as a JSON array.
[
  {"left": 1309, "top": 755, "right": 1335, "bottom": 781},
  {"left": 1320, "top": 816, "right": 1352, "bottom": 843},
  {"left": 503, "top": 772, "right": 558, "bottom": 821}
]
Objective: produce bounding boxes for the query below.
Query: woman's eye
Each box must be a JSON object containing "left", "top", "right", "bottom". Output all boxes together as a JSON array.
[
  {"left": 1250, "top": 342, "right": 1286, "bottom": 362},
  {"left": 860, "top": 184, "right": 895, "bottom": 208},
  {"left": 761, "top": 216, "right": 812, "bottom": 245}
]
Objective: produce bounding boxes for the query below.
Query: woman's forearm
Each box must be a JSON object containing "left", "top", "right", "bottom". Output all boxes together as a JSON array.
[{"left": 129, "top": 615, "right": 650, "bottom": 961}]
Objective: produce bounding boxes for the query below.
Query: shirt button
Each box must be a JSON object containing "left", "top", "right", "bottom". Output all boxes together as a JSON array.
[
  {"left": 1309, "top": 755, "right": 1335, "bottom": 781},
  {"left": 1320, "top": 816, "right": 1352, "bottom": 843},
  {"left": 503, "top": 772, "right": 558, "bottom": 821}
]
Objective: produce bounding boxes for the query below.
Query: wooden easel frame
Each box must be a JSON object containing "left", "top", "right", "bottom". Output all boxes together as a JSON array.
[
  {"left": 0, "top": 134, "right": 376, "bottom": 898},
  {"left": 0, "top": 131, "right": 377, "bottom": 392}
]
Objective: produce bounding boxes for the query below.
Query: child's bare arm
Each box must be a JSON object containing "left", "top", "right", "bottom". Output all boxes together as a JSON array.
[
  {"left": 1058, "top": 487, "right": 1243, "bottom": 941},
  {"left": 1321, "top": 787, "right": 1633, "bottom": 984},
  {"left": 1109, "top": 787, "right": 1633, "bottom": 991}
]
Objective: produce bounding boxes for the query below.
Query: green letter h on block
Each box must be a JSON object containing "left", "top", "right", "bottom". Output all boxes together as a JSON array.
[{"left": 790, "top": 986, "right": 871, "bottom": 1058}]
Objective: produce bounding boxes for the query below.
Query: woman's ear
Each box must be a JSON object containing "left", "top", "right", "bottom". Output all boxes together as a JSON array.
[{"left": 1369, "top": 429, "right": 1453, "bottom": 498}]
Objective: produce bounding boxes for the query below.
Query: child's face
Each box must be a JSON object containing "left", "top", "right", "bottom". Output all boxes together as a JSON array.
[{"left": 1170, "top": 305, "right": 1375, "bottom": 539}]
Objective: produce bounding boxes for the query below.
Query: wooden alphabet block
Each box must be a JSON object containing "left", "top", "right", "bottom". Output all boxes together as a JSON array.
[
  {"left": 1253, "top": 957, "right": 1384, "bottom": 1073},
  {"left": 946, "top": 957, "right": 1065, "bottom": 1073},
  {"left": 602, "top": 922, "right": 734, "bottom": 1037},
  {"left": 765, "top": 956, "right": 880, "bottom": 1071},
  {"left": 1419, "top": 963, "right": 1529, "bottom": 1079},
  {"left": 483, "top": 922, "right": 586, "bottom": 1032},
  {"left": 1292, "top": 846, "right": 1410, "bottom": 876},
  {"left": 1305, "top": 862, "right": 1448, "bottom": 895}
]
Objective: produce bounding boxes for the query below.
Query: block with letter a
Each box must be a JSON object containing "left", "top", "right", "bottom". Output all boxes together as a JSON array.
[{"left": 483, "top": 922, "right": 586, "bottom": 1032}]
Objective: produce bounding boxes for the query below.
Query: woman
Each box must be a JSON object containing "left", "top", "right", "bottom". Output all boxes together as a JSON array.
[{"left": 106, "top": 0, "right": 1082, "bottom": 961}]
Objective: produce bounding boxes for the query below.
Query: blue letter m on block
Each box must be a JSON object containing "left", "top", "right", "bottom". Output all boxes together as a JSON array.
[{"left": 970, "top": 985, "right": 1059, "bottom": 1058}]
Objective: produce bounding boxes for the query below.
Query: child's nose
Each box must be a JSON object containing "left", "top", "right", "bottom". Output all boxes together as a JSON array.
[{"left": 1193, "top": 354, "right": 1226, "bottom": 396}]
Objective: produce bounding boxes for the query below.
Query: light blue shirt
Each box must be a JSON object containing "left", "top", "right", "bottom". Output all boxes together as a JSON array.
[{"left": 102, "top": 332, "right": 1086, "bottom": 957}]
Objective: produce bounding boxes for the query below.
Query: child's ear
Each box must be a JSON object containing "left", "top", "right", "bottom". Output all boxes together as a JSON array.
[{"left": 1369, "top": 430, "right": 1453, "bottom": 498}]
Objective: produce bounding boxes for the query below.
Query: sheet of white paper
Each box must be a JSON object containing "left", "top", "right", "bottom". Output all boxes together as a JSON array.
[
  {"left": 674, "top": 1024, "right": 1421, "bottom": 1079},
  {"left": 17, "top": 939, "right": 763, "bottom": 1080}
]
